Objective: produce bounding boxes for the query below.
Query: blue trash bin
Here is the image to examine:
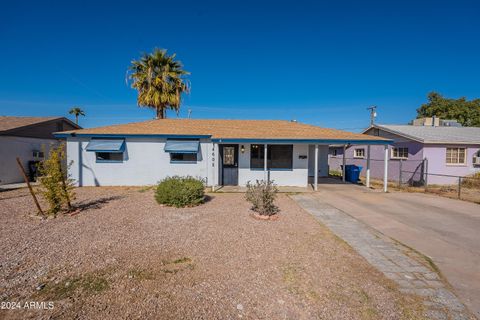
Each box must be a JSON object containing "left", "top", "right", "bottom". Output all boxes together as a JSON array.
[
  {"left": 344, "top": 165, "right": 354, "bottom": 181},
  {"left": 349, "top": 165, "right": 363, "bottom": 183}
]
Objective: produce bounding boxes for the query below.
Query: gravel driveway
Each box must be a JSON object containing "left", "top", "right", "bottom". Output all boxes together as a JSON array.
[{"left": 0, "top": 187, "right": 425, "bottom": 319}]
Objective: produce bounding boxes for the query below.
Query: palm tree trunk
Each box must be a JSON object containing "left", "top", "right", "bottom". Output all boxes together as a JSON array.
[
  {"left": 75, "top": 115, "right": 79, "bottom": 125},
  {"left": 156, "top": 107, "right": 165, "bottom": 119}
]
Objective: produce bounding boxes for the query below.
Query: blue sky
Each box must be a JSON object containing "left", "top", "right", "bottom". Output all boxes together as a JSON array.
[{"left": 1, "top": 0, "right": 479, "bottom": 131}]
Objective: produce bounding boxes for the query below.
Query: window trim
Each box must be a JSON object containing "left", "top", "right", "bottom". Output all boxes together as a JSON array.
[
  {"left": 391, "top": 147, "right": 409, "bottom": 160},
  {"left": 353, "top": 148, "right": 365, "bottom": 159},
  {"left": 446, "top": 147, "right": 467, "bottom": 166}
]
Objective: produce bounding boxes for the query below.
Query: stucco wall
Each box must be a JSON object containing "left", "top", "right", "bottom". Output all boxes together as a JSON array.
[
  {"left": 423, "top": 144, "right": 480, "bottom": 184},
  {"left": 0, "top": 136, "right": 58, "bottom": 185},
  {"left": 67, "top": 137, "right": 213, "bottom": 186},
  {"left": 307, "top": 145, "right": 329, "bottom": 178},
  {"left": 329, "top": 142, "right": 425, "bottom": 184},
  {"left": 236, "top": 143, "right": 310, "bottom": 187},
  {"left": 67, "top": 138, "right": 316, "bottom": 187},
  {"left": 329, "top": 135, "right": 480, "bottom": 185}
]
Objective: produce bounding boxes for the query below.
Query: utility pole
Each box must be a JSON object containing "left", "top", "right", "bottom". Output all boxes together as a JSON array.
[
  {"left": 187, "top": 109, "right": 192, "bottom": 119},
  {"left": 367, "top": 106, "right": 377, "bottom": 126}
]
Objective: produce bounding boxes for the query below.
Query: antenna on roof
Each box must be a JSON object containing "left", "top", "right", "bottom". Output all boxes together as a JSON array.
[
  {"left": 367, "top": 106, "right": 377, "bottom": 126},
  {"left": 187, "top": 109, "right": 192, "bottom": 119}
]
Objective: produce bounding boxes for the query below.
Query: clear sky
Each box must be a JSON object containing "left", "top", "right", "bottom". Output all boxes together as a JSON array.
[{"left": 1, "top": 0, "right": 479, "bottom": 131}]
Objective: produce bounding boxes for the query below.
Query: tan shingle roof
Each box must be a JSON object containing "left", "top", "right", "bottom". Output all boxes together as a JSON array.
[
  {"left": 60, "top": 119, "right": 388, "bottom": 142},
  {"left": 0, "top": 116, "right": 59, "bottom": 132}
]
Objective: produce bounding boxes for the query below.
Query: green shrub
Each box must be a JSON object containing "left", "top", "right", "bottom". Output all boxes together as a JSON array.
[
  {"left": 245, "top": 180, "right": 279, "bottom": 216},
  {"left": 37, "top": 144, "right": 75, "bottom": 216},
  {"left": 155, "top": 176, "right": 205, "bottom": 208}
]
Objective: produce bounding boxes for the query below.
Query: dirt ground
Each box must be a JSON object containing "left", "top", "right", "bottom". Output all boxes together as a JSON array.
[
  {"left": 363, "top": 178, "right": 480, "bottom": 204},
  {"left": 0, "top": 187, "right": 425, "bottom": 320}
]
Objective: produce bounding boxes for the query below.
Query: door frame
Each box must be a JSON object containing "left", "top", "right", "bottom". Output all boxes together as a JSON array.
[{"left": 219, "top": 144, "right": 239, "bottom": 186}]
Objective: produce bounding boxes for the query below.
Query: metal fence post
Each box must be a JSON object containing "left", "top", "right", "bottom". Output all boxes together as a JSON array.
[
  {"left": 458, "top": 177, "right": 461, "bottom": 199},
  {"left": 398, "top": 159, "right": 403, "bottom": 188},
  {"left": 424, "top": 158, "right": 429, "bottom": 191}
]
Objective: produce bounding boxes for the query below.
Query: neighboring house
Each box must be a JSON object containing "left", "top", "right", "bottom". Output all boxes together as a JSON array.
[
  {"left": 0, "top": 116, "right": 81, "bottom": 185},
  {"left": 55, "top": 119, "right": 390, "bottom": 188},
  {"left": 329, "top": 119, "right": 480, "bottom": 185}
]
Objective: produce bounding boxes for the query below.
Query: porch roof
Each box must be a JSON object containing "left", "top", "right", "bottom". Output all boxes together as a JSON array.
[{"left": 55, "top": 119, "right": 392, "bottom": 145}]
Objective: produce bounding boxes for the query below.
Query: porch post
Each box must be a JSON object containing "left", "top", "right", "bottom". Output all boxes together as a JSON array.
[
  {"left": 314, "top": 144, "right": 319, "bottom": 191},
  {"left": 366, "top": 145, "right": 371, "bottom": 188},
  {"left": 264, "top": 144, "right": 268, "bottom": 181},
  {"left": 383, "top": 145, "right": 389, "bottom": 192},
  {"left": 342, "top": 144, "right": 346, "bottom": 182}
]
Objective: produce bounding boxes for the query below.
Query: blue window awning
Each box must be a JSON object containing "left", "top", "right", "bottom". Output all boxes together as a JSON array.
[
  {"left": 86, "top": 139, "right": 125, "bottom": 153},
  {"left": 164, "top": 140, "right": 199, "bottom": 153}
]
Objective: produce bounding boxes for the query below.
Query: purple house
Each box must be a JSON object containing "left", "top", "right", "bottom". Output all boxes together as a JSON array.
[{"left": 329, "top": 119, "right": 480, "bottom": 185}]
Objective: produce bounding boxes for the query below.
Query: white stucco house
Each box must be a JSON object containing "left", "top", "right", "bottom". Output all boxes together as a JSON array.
[
  {"left": 55, "top": 119, "right": 391, "bottom": 189},
  {"left": 0, "top": 116, "right": 80, "bottom": 185}
]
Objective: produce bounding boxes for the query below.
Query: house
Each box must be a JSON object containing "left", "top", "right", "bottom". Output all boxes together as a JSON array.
[
  {"left": 329, "top": 118, "right": 480, "bottom": 185},
  {"left": 54, "top": 119, "right": 391, "bottom": 189},
  {"left": 0, "top": 116, "right": 81, "bottom": 185}
]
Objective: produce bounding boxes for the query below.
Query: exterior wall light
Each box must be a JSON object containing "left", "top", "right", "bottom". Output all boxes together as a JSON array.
[{"left": 241, "top": 145, "right": 245, "bottom": 153}]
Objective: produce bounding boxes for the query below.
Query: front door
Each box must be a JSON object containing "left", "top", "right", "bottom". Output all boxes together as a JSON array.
[{"left": 220, "top": 145, "right": 238, "bottom": 185}]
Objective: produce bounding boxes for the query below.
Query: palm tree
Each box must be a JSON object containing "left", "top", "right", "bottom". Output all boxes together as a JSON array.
[
  {"left": 68, "top": 107, "right": 85, "bottom": 125},
  {"left": 128, "top": 48, "right": 190, "bottom": 119}
]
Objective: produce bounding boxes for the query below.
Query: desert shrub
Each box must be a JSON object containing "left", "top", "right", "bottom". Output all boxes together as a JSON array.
[
  {"left": 37, "top": 144, "right": 75, "bottom": 216},
  {"left": 329, "top": 170, "right": 342, "bottom": 177},
  {"left": 245, "top": 179, "right": 279, "bottom": 216},
  {"left": 461, "top": 172, "right": 480, "bottom": 189},
  {"left": 155, "top": 176, "right": 205, "bottom": 208}
]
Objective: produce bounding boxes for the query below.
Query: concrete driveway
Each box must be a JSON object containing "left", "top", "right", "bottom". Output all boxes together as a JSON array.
[{"left": 313, "top": 183, "right": 480, "bottom": 318}]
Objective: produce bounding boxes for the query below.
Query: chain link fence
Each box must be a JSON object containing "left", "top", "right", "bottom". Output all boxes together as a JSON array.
[{"left": 329, "top": 156, "right": 480, "bottom": 202}]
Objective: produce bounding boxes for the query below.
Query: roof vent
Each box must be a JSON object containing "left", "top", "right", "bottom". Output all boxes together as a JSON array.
[{"left": 291, "top": 119, "right": 297, "bottom": 123}]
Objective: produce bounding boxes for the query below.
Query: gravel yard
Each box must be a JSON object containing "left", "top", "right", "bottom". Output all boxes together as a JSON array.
[{"left": 0, "top": 187, "right": 425, "bottom": 319}]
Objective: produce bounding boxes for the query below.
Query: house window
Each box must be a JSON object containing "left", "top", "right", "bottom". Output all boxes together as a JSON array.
[
  {"left": 32, "top": 150, "right": 44, "bottom": 158},
  {"left": 170, "top": 153, "right": 197, "bottom": 162},
  {"left": 332, "top": 149, "right": 337, "bottom": 156},
  {"left": 250, "top": 144, "right": 293, "bottom": 169},
  {"left": 446, "top": 148, "right": 466, "bottom": 165},
  {"left": 269, "top": 145, "right": 293, "bottom": 169},
  {"left": 391, "top": 147, "right": 408, "bottom": 159},
  {"left": 354, "top": 148, "right": 365, "bottom": 158},
  {"left": 373, "top": 128, "right": 380, "bottom": 136},
  {"left": 95, "top": 152, "right": 123, "bottom": 162}
]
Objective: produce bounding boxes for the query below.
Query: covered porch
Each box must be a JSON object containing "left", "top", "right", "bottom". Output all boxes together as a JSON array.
[{"left": 211, "top": 139, "right": 392, "bottom": 192}]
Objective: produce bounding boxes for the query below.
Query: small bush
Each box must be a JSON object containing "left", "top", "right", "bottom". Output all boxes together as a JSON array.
[
  {"left": 37, "top": 144, "right": 75, "bottom": 216},
  {"left": 245, "top": 179, "right": 279, "bottom": 216},
  {"left": 155, "top": 176, "right": 205, "bottom": 208}
]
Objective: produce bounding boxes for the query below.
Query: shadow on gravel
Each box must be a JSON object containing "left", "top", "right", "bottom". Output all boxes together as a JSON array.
[{"left": 75, "top": 196, "right": 124, "bottom": 211}]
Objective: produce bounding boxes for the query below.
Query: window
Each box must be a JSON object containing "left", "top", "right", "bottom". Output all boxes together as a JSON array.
[
  {"left": 250, "top": 144, "right": 293, "bottom": 169},
  {"left": 96, "top": 152, "right": 123, "bottom": 162},
  {"left": 331, "top": 149, "right": 338, "bottom": 156},
  {"left": 373, "top": 128, "right": 380, "bottom": 136},
  {"left": 32, "top": 150, "right": 44, "bottom": 158},
  {"left": 250, "top": 144, "right": 265, "bottom": 169},
  {"left": 354, "top": 148, "right": 365, "bottom": 158},
  {"left": 269, "top": 145, "right": 293, "bottom": 169},
  {"left": 223, "top": 147, "right": 235, "bottom": 165},
  {"left": 170, "top": 153, "right": 197, "bottom": 162},
  {"left": 391, "top": 147, "right": 408, "bottom": 159},
  {"left": 446, "top": 148, "right": 466, "bottom": 165}
]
